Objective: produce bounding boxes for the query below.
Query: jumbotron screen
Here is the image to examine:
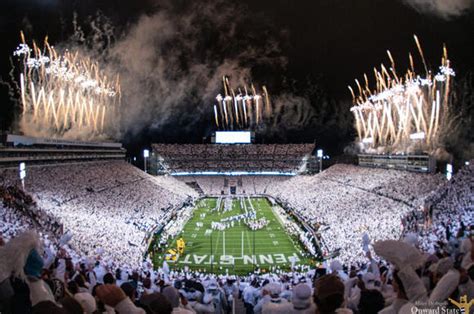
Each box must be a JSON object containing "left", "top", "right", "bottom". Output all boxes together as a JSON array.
[{"left": 215, "top": 131, "right": 251, "bottom": 144}]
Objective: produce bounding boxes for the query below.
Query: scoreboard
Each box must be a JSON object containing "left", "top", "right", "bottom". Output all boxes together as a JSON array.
[{"left": 214, "top": 131, "right": 252, "bottom": 144}]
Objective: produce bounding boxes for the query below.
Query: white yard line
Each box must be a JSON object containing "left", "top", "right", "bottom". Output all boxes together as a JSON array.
[
  {"left": 241, "top": 231, "right": 244, "bottom": 257},
  {"left": 245, "top": 230, "right": 252, "bottom": 256},
  {"left": 213, "top": 230, "right": 221, "bottom": 262}
]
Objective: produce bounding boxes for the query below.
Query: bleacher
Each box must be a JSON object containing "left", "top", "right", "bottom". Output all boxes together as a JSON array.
[
  {"left": 0, "top": 134, "right": 126, "bottom": 167},
  {"left": 152, "top": 143, "right": 315, "bottom": 174},
  {"left": 358, "top": 153, "right": 435, "bottom": 173}
]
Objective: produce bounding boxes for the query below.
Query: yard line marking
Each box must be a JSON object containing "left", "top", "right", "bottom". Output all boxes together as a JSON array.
[
  {"left": 245, "top": 230, "right": 252, "bottom": 255},
  {"left": 241, "top": 231, "right": 244, "bottom": 257},
  {"left": 214, "top": 230, "right": 221, "bottom": 258}
]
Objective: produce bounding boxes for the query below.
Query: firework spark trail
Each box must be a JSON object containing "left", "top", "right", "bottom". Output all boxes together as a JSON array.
[
  {"left": 349, "top": 35, "right": 455, "bottom": 154},
  {"left": 213, "top": 76, "right": 271, "bottom": 130},
  {"left": 13, "top": 32, "right": 120, "bottom": 140}
]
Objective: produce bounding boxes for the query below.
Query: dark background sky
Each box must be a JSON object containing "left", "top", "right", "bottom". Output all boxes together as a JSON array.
[{"left": 0, "top": 0, "right": 473, "bottom": 155}]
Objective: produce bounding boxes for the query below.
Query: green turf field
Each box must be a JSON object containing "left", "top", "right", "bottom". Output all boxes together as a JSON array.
[{"left": 155, "top": 197, "right": 312, "bottom": 274}]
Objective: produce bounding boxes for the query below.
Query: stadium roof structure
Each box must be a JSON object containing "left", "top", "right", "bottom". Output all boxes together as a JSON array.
[
  {"left": 0, "top": 134, "right": 125, "bottom": 167},
  {"left": 152, "top": 143, "right": 315, "bottom": 175},
  {"left": 3, "top": 134, "right": 122, "bottom": 149}
]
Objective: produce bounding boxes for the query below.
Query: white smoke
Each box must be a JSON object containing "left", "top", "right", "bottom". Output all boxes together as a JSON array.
[
  {"left": 270, "top": 94, "right": 316, "bottom": 129},
  {"left": 402, "top": 0, "right": 473, "bottom": 19},
  {"left": 13, "top": 0, "right": 319, "bottom": 141},
  {"left": 106, "top": 1, "right": 287, "bottom": 137}
]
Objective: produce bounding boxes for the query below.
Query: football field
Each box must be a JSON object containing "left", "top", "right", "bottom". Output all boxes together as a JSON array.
[{"left": 159, "top": 197, "right": 312, "bottom": 274}]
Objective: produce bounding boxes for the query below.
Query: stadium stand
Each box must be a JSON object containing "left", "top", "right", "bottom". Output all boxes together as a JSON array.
[
  {"left": 0, "top": 134, "right": 126, "bottom": 166},
  {"left": 0, "top": 159, "right": 472, "bottom": 314},
  {"left": 265, "top": 164, "right": 446, "bottom": 264},
  {"left": 152, "top": 144, "right": 314, "bottom": 173},
  {"left": 1, "top": 202, "right": 34, "bottom": 241},
  {"left": 0, "top": 160, "right": 198, "bottom": 268},
  {"left": 404, "top": 160, "right": 474, "bottom": 253},
  {"left": 175, "top": 175, "right": 291, "bottom": 195}
]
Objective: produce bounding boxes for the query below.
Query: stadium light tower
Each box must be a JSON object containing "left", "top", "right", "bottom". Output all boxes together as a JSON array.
[
  {"left": 317, "top": 149, "right": 323, "bottom": 173},
  {"left": 143, "top": 149, "right": 150, "bottom": 173},
  {"left": 446, "top": 163, "right": 453, "bottom": 180},
  {"left": 19, "top": 162, "right": 26, "bottom": 190}
]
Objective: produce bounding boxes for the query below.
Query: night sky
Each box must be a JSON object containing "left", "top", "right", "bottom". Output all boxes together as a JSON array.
[{"left": 1, "top": 0, "right": 473, "bottom": 155}]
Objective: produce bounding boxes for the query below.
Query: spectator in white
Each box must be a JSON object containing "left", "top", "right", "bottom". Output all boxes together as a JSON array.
[
  {"left": 93, "top": 261, "right": 107, "bottom": 284},
  {"left": 243, "top": 280, "right": 259, "bottom": 313},
  {"left": 205, "top": 281, "right": 228, "bottom": 314},
  {"left": 253, "top": 284, "right": 271, "bottom": 314},
  {"left": 280, "top": 283, "right": 316, "bottom": 313},
  {"left": 261, "top": 282, "right": 288, "bottom": 313},
  {"left": 222, "top": 278, "right": 238, "bottom": 307}
]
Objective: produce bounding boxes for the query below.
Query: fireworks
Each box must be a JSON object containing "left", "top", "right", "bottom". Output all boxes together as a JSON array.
[
  {"left": 213, "top": 76, "right": 271, "bottom": 130},
  {"left": 349, "top": 35, "right": 455, "bottom": 154},
  {"left": 13, "top": 32, "right": 120, "bottom": 139}
]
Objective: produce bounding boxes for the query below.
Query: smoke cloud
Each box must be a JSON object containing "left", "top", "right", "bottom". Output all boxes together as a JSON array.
[
  {"left": 402, "top": 0, "right": 473, "bottom": 19},
  {"left": 106, "top": 0, "right": 294, "bottom": 139},
  {"left": 11, "top": 0, "right": 324, "bottom": 142}
]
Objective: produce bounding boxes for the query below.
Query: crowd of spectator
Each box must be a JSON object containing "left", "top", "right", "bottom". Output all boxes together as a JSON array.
[
  {"left": 0, "top": 203, "right": 34, "bottom": 241},
  {"left": 265, "top": 164, "right": 447, "bottom": 265},
  {"left": 0, "top": 160, "right": 472, "bottom": 314},
  {"left": 153, "top": 144, "right": 314, "bottom": 173},
  {"left": 404, "top": 161, "right": 474, "bottom": 254},
  {"left": 0, "top": 185, "right": 63, "bottom": 236},
  {"left": 177, "top": 176, "right": 291, "bottom": 195},
  {"left": 0, "top": 161, "right": 198, "bottom": 269},
  {"left": 1, "top": 225, "right": 472, "bottom": 314}
]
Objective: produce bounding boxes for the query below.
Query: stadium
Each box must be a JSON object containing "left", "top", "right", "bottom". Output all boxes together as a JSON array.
[{"left": 0, "top": 2, "right": 473, "bottom": 314}]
